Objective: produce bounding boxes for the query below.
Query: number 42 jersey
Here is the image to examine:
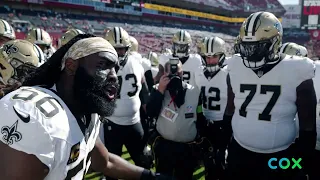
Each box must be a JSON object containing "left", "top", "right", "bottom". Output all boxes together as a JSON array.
[
  {"left": 195, "top": 66, "right": 228, "bottom": 121},
  {"left": 0, "top": 86, "right": 101, "bottom": 180},
  {"left": 228, "top": 55, "right": 315, "bottom": 153}
]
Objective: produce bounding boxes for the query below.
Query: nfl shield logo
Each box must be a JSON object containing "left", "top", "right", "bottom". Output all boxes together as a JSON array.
[{"left": 186, "top": 105, "right": 192, "bottom": 112}]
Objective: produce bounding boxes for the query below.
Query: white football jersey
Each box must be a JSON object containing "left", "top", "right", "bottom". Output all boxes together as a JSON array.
[
  {"left": 228, "top": 55, "right": 315, "bottom": 153},
  {"left": 195, "top": 66, "right": 228, "bottom": 121},
  {"left": 108, "top": 55, "right": 144, "bottom": 125},
  {"left": 151, "top": 66, "right": 159, "bottom": 78},
  {"left": 129, "top": 52, "right": 151, "bottom": 73},
  {"left": 313, "top": 61, "right": 320, "bottom": 150},
  {"left": 158, "top": 53, "right": 203, "bottom": 87},
  {"left": 0, "top": 86, "right": 101, "bottom": 180}
]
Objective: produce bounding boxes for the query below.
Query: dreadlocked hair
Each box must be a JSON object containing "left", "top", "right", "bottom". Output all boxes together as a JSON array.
[{"left": 23, "top": 33, "right": 96, "bottom": 87}]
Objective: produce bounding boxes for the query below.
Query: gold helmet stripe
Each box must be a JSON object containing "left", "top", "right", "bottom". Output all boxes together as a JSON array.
[
  {"left": 114, "top": 27, "right": 122, "bottom": 44},
  {"left": 33, "top": 44, "right": 44, "bottom": 64},
  {"left": 35, "top": 28, "right": 43, "bottom": 41},
  {"left": 1, "top": 20, "right": 12, "bottom": 34},
  {"left": 251, "top": 12, "right": 263, "bottom": 36},
  {"left": 114, "top": 27, "right": 121, "bottom": 44},
  {"left": 207, "top": 37, "right": 212, "bottom": 54},
  {"left": 180, "top": 30, "right": 184, "bottom": 42},
  {"left": 246, "top": 12, "right": 263, "bottom": 37}
]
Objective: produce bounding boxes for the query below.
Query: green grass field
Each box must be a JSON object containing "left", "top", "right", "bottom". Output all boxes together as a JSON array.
[{"left": 85, "top": 146, "right": 205, "bottom": 180}]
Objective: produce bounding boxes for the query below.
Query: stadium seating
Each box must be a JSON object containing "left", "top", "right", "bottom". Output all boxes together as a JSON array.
[
  {"left": 185, "top": 0, "right": 284, "bottom": 13},
  {"left": 0, "top": 4, "right": 314, "bottom": 57}
]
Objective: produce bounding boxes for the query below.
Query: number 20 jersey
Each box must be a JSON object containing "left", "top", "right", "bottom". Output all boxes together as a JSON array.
[
  {"left": 0, "top": 86, "right": 101, "bottom": 180},
  {"left": 227, "top": 55, "right": 315, "bottom": 153},
  {"left": 195, "top": 66, "right": 228, "bottom": 121},
  {"left": 108, "top": 55, "right": 144, "bottom": 125}
]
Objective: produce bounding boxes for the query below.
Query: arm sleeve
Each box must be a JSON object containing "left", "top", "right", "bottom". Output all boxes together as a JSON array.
[
  {"left": 0, "top": 97, "right": 55, "bottom": 170},
  {"left": 146, "top": 86, "right": 164, "bottom": 118},
  {"left": 144, "top": 70, "right": 155, "bottom": 92},
  {"left": 139, "top": 81, "right": 149, "bottom": 105}
]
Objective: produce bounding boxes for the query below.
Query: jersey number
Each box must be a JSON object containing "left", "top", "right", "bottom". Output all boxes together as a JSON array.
[
  {"left": 239, "top": 84, "right": 281, "bottom": 121},
  {"left": 201, "top": 86, "right": 220, "bottom": 110},
  {"left": 65, "top": 150, "right": 93, "bottom": 180},
  {"left": 183, "top": 71, "right": 190, "bottom": 84},
  {"left": 117, "top": 73, "right": 138, "bottom": 99},
  {"left": 11, "top": 89, "right": 60, "bottom": 118}
]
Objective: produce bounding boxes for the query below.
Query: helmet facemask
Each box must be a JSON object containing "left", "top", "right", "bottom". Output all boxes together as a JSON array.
[
  {"left": 173, "top": 43, "right": 190, "bottom": 58},
  {"left": 115, "top": 46, "right": 130, "bottom": 66},
  {"left": 239, "top": 36, "right": 279, "bottom": 69},
  {"left": 7, "top": 58, "right": 36, "bottom": 84},
  {"left": 202, "top": 53, "right": 225, "bottom": 73}
]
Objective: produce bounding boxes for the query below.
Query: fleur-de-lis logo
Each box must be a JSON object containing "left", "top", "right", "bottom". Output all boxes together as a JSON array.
[
  {"left": 1, "top": 120, "right": 22, "bottom": 145},
  {"left": 3, "top": 44, "right": 19, "bottom": 55}
]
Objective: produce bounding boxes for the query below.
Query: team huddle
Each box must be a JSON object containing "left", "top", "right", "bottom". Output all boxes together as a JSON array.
[{"left": 0, "top": 11, "right": 318, "bottom": 180}]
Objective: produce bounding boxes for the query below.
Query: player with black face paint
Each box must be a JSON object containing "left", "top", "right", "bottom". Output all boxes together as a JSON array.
[{"left": 0, "top": 34, "right": 174, "bottom": 180}]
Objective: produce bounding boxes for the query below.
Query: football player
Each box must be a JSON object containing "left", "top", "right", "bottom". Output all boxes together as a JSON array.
[
  {"left": 104, "top": 27, "right": 151, "bottom": 172},
  {"left": 0, "top": 34, "right": 172, "bottom": 180},
  {"left": 226, "top": 12, "right": 316, "bottom": 179},
  {"left": 0, "top": 39, "right": 44, "bottom": 95},
  {"left": 129, "top": 35, "right": 154, "bottom": 91},
  {"left": 195, "top": 36, "right": 231, "bottom": 180},
  {"left": 128, "top": 35, "right": 154, "bottom": 165},
  {"left": 26, "top": 27, "right": 56, "bottom": 62},
  {"left": 147, "top": 51, "right": 159, "bottom": 80},
  {"left": 58, "top": 28, "right": 84, "bottom": 48},
  {"left": 279, "top": 42, "right": 308, "bottom": 57},
  {"left": 156, "top": 30, "right": 204, "bottom": 86},
  {"left": 0, "top": 19, "right": 15, "bottom": 46}
]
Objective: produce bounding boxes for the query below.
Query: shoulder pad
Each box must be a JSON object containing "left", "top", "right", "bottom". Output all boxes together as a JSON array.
[{"left": 0, "top": 87, "right": 59, "bottom": 169}]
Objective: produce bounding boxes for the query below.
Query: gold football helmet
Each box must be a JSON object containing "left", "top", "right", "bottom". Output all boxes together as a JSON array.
[
  {"left": 26, "top": 28, "right": 52, "bottom": 50},
  {"left": 129, "top": 36, "right": 139, "bottom": 52},
  {"left": 238, "top": 11, "right": 283, "bottom": 69},
  {"left": 104, "top": 27, "right": 131, "bottom": 64},
  {"left": 59, "top": 28, "right": 84, "bottom": 48},
  {"left": 0, "top": 19, "right": 15, "bottom": 45},
  {"left": 199, "top": 36, "right": 226, "bottom": 72},
  {"left": 172, "top": 30, "right": 192, "bottom": 58},
  {"left": 280, "top": 43, "right": 308, "bottom": 57},
  {"left": 0, "top": 39, "right": 44, "bottom": 85},
  {"left": 147, "top": 51, "right": 158, "bottom": 67}
]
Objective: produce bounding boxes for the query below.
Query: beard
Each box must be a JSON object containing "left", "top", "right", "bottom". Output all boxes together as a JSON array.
[{"left": 73, "top": 66, "right": 118, "bottom": 117}]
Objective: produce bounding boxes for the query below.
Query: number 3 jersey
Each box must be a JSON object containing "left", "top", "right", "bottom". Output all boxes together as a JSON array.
[
  {"left": 108, "top": 55, "right": 144, "bottom": 125},
  {"left": 195, "top": 66, "right": 228, "bottom": 121},
  {"left": 0, "top": 86, "right": 101, "bottom": 180},
  {"left": 227, "top": 54, "right": 315, "bottom": 153}
]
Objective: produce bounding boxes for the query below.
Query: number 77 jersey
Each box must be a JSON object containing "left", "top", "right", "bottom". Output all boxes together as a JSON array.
[{"left": 227, "top": 55, "right": 315, "bottom": 153}]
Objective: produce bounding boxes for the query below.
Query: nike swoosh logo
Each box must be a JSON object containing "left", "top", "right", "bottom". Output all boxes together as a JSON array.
[{"left": 13, "top": 106, "right": 30, "bottom": 123}]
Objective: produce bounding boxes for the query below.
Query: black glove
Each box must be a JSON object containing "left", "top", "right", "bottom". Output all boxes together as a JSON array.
[{"left": 140, "top": 169, "right": 175, "bottom": 180}]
